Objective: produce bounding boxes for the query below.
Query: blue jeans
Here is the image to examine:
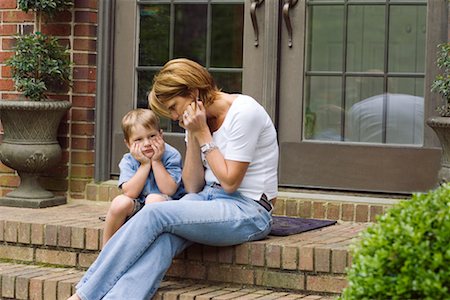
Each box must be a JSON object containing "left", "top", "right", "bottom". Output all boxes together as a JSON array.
[{"left": 76, "top": 184, "right": 273, "bottom": 300}]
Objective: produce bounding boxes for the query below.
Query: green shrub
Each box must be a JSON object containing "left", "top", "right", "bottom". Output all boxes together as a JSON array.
[
  {"left": 18, "top": 0, "right": 73, "bottom": 15},
  {"left": 6, "top": 32, "right": 71, "bottom": 101},
  {"left": 340, "top": 184, "right": 450, "bottom": 300}
]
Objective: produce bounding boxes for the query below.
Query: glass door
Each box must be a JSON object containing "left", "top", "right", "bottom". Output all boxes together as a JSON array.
[{"left": 275, "top": 0, "right": 441, "bottom": 193}]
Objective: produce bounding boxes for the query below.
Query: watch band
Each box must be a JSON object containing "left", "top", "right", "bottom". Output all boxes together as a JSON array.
[{"left": 200, "top": 142, "right": 218, "bottom": 155}]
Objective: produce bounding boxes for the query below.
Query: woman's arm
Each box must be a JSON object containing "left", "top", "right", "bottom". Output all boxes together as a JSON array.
[{"left": 182, "top": 132, "right": 205, "bottom": 193}]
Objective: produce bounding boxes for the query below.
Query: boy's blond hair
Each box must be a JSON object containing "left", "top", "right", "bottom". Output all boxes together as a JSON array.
[
  {"left": 149, "top": 58, "right": 221, "bottom": 118},
  {"left": 121, "top": 109, "right": 160, "bottom": 142}
]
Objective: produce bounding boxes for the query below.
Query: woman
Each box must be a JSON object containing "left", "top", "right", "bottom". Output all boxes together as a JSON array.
[{"left": 68, "top": 58, "right": 278, "bottom": 300}]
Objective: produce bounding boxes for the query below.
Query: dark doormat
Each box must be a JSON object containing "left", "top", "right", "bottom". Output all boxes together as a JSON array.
[{"left": 270, "top": 216, "right": 337, "bottom": 236}]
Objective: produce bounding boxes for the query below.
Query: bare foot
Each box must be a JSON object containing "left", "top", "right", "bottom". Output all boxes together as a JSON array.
[{"left": 67, "top": 293, "right": 81, "bottom": 300}]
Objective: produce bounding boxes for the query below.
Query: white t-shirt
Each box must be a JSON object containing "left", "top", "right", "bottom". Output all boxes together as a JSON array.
[{"left": 202, "top": 95, "right": 279, "bottom": 200}]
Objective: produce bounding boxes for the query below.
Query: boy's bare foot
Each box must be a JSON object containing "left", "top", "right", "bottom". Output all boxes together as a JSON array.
[{"left": 67, "top": 293, "right": 81, "bottom": 300}]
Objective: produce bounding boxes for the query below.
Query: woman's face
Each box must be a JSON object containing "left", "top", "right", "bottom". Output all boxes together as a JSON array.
[{"left": 164, "top": 95, "right": 196, "bottom": 121}]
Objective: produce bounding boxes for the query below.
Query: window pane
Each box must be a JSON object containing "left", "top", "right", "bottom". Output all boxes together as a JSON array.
[
  {"left": 211, "top": 71, "right": 242, "bottom": 94},
  {"left": 386, "top": 77, "right": 424, "bottom": 145},
  {"left": 174, "top": 4, "right": 207, "bottom": 64},
  {"left": 304, "top": 76, "right": 342, "bottom": 141},
  {"left": 307, "top": 6, "right": 344, "bottom": 71},
  {"left": 347, "top": 5, "right": 385, "bottom": 72},
  {"left": 388, "top": 5, "right": 426, "bottom": 73},
  {"left": 139, "top": 5, "right": 170, "bottom": 66},
  {"left": 345, "top": 76, "right": 384, "bottom": 143},
  {"left": 211, "top": 4, "right": 243, "bottom": 68},
  {"left": 137, "top": 70, "right": 157, "bottom": 109}
]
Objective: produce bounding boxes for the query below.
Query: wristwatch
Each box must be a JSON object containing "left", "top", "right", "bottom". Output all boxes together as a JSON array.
[{"left": 200, "top": 142, "right": 218, "bottom": 155}]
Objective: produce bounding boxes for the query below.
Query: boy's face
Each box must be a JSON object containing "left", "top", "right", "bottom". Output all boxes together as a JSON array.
[{"left": 125, "top": 125, "right": 162, "bottom": 158}]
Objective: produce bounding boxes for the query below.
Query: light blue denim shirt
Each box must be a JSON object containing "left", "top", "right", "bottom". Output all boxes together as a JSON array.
[{"left": 118, "top": 143, "right": 184, "bottom": 202}]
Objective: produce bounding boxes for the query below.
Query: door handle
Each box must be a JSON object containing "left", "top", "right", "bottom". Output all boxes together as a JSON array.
[
  {"left": 250, "top": 0, "right": 264, "bottom": 47},
  {"left": 283, "top": 0, "right": 299, "bottom": 47}
]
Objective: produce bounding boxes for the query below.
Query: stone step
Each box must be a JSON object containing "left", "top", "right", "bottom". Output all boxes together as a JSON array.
[
  {"left": 0, "top": 262, "right": 334, "bottom": 300},
  {"left": 0, "top": 199, "right": 372, "bottom": 295}
]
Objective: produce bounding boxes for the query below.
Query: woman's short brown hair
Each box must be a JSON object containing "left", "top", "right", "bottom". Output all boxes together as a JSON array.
[
  {"left": 121, "top": 108, "right": 160, "bottom": 142},
  {"left": 149, "top": 58, "right": 220, "bottom": 118}
]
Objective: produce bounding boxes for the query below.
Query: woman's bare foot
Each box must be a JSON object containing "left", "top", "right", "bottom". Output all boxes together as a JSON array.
[{"left": 67, "top": 293, "right": 81, "bottom": 300}]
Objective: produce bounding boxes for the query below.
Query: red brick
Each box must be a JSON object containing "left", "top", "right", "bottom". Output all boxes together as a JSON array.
[
  {"left": 58, "top": 225, "right": 71, "bottom": 247},
  {"left": 85, "top": 227, "right": 99, "bottom": 250},
  {"left": 0, "top": 78, "right": 14, "bottom": 90},
  {"left": 29, "top": 269, "right": 71, "bottom": 300},
  {"left": 73, "top": 80, "right": 96, "bottom": 94},
  {"left": 282, "top": 245, "right": 298, "bottom": 270},
  {"left": 35, "top": 249, "right": 77, "bottom": 266},
  {"left": 2, "top": 38, "right": 15, "bottom": 51},
  {"left": 18, "top": 222, "right": 31, "bottom": 244},
  {"left": 72, "top": 95, "right": 95, "bottom": 108},
  {"left": 285, "top": 199, "right": 298, "bottom": 216},
  {"left": 327, "top": 203, "right": 340, "bottom": 220},
  {"left": 74, "top": 24, "right": 97, "bottom": 37},
  {"left": 341, "top": 204, "right": 354, "bottom": 221},
  {"left": 75, "top": 11, "right": 97, "bottom": 23},
  {"left": 73, "top": 67, "right": 96, "bottom": 80},
  {"left": 0, "top": 0, "right": 17, "bottom": 9},
  {"left": 2, "top": 11, "right": 34, "bottom": 22},
  {"left": 69, "top": 179, "right": 90, "bottom": 193},
  {"left": 217, "top": 246, "right": 233, "bottom": 264},
  {"left": 79, "top": 252, "right": 97, "bottom": 268},
  {"left": 0, "top": 220, "right": 4, "bottom": 241},
  {"left": 31, "top": 223, "right": 44, "bottom": 245},
  {"left": 202, "top": 245, "right": 217, "bottom": 262},
  {"left": 71, "top": 137, "right": 95, "bottom": 150},
  {"left": 0, "top": 174, "right": 20, "bottom": 187},
  {"left": 266, "top": 244, "right": 281, "bottom": 269},
  {"left": 1, "top": 66, "right": 12, "bottom": 78},
  {"left": 73, "top": 38, "right": 96, "bottom": 51},
  {"left": 331, "top": 249, "right": 348, "bottom": 274},
  {"left": 235, "top": 243, "right": 250, "bottom": 265},
  {"left": 0, "top": 24, "right": 17, "bottom": 35},
  {"left": 255, "top": 270, "right": 304, "bottom": 290},
  {"left": 41, "top": 24, "right": 71, "bottom": 36},
  {"left": 42, "top": 11, "right": 72, "bottom": 23},
  {"left": 299, "top": 201, "right": 312, "bottom": 218},
  {"left": 306, "top": 275, "right": 347, "bottom": 293},
  {"left": 186, "top": 243, "right": 202, "bottom": 261},
  {"left": 70, "top": 165, "right": 94, "bottom": 178},
  {"left": 355, "top": 204, "right": 369, "bottom": 222},
  {"left": 73, "top": 52, "right": 96, "bottom": 65},
  {"left": 15, "top": 269, "right": 55, "bottom": 300},
  {"left": 71, "top": 123, "right": 95, "bottom": 136},
  {"left": 70, "top": 226, "right": 85, "bottom": 249},
  {"left": 45, "top": 224, "right": 58, "bottom": 246},
  {"left": 0, "top": 245, "right": 33, "bottom": 261},
  {"left": 299, "top": 246, "right": 314, "bottom": 271},
  {"left": 4, "top": 221, "right": 18, "bottom": 242},
  {"left": 74, "top": 0, "right": 98, "bottom": 9},
  {"left": 370, "top": 205, "right": 383, "bottom": 222},
  {"left": 312, "top": 202, "right": 326, "bottom": 219},
  {"left": 314, "top": 248, "right": 330, "bottom": 272}
]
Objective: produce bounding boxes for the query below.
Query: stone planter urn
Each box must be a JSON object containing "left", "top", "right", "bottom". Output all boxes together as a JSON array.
[
  {"left": 0, "top": 100, "right": 71, "bottom": 208},
  {"left": 427, "top": 116, "right": 450, "bottom": 184}
]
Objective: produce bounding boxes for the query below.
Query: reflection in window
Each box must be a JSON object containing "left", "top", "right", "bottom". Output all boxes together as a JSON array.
[
  {"left": 137, "top": 1, "right": 244, "bottom": 133},
  {"left": 304, "top": 1, "right": 426, "bottom": 145}
]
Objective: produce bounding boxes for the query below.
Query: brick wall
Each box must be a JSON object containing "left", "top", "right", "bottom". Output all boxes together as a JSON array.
[{"left": 0, "top": 0, "right": 98, "bottom": 199}]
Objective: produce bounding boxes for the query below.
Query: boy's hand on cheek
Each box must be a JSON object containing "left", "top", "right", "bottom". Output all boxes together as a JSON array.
[
  {"left": 151, "top": 136, "right": 165, "bottom": 162},
  {"left": 131, "top": 142, "right": 151, "bottom": 164}
]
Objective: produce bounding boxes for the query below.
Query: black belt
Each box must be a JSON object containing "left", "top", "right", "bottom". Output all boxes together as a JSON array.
[
  {"left": 209, "top": 182, "right": 272, "bottom": 212},
  {"left": 255, "top": 194, "right": 272, "bottom": 212}
]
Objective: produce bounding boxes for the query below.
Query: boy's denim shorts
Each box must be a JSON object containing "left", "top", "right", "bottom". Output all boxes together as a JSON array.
[{"left": 126, "top": 195, "right": 171, "bottom": 222}]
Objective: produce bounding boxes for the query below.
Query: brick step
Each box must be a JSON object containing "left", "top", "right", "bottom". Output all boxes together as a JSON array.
[
  {"left": 0, "top": 261, "right": 334, "bottom": 300},
  {"left": 0, "top": 200, "right": 371, "bottom": 295},
  {"left": 86, "top": 181, "right": 402, "bottom": 222}
]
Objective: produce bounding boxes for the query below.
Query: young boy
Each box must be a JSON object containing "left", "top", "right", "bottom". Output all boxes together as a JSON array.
[{"left": 103, "top": 108, "right": 184, "bottom": 245}]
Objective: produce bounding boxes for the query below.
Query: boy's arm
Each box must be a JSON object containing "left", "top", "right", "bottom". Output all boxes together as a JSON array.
[
  {"left": 151, "top": 136, "right": 179, "bottom": 196},
  {"left": 121, "top": 162, "right": 152, "bottom": 199}
]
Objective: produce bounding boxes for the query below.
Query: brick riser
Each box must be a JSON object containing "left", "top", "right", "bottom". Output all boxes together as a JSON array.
[
  {"left": 0, "top": 262, "right": 335, "bottom": 300},
  {"left": 86, "top": 182, "right": 397, "bottom": 223},
  {"left": 0, "top": 221, "right": 368, "bottom": 295}
]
